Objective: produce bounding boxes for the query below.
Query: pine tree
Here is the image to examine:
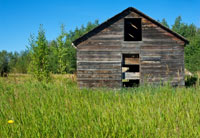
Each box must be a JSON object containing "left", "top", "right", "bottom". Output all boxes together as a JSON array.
[
  {"left": 172, "top": 16, "right": 182, "bottom": 34},
  {"left": 161, "top": 18, "right": 169, "bottom": 28}
]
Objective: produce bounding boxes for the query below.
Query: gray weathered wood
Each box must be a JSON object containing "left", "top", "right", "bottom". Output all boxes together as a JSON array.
[{"left": 76, "top": 9, "right": 186, "bottom": 88}]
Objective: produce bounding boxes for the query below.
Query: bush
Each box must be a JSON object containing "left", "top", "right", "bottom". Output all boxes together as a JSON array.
[{"left": 185, "top": 75, "right": 199, "bottom": 87}]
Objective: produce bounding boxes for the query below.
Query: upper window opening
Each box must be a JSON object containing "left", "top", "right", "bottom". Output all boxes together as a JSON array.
[{"left": 124, "top": 18, "right": 142, "bottom": 41}]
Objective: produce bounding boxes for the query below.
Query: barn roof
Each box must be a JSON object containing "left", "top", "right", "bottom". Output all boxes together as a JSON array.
[{"left": 72, "top": 7, "right": 189, "bottom": 46}]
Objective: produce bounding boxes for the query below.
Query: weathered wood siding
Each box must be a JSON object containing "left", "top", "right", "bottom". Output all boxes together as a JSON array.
[{"left": 77, "top": 11, "right": 185, "bottom": 88}]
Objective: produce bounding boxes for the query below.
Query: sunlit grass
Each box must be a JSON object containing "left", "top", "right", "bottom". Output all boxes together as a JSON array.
[{"left": 0, "top": 74, "right": 200, "bottom": 137}]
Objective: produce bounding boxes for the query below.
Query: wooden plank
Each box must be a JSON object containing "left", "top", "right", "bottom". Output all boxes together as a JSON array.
[
  {"left": 77, "top": 58, "right": 121, "bottom": 62},
  {"left": 121, "top": 43, "right": 143, "bottom": 47},
  {"left": 142, "top": 78, "right": 184, "bottom": 82},
  {"left": 141, "top": 45, "right": 182, "bottom": 49},
  {"left": 78, "top": 40, "right": 122, "bottom": 47},
  {"left": 78, "top": 77, "right": 121, "bottom": 81},
  {"left": 78, "top": 55, "right": 121, "bottom": 58},
  {"left": 125, "top": 57, "right": 140, "bottom": 64},
  {"left": 140, "top": 56, "right": 161, "bottom": 61},
  {"left": 77, "top": 64, "right": 121, "bottom": 70},
  {"left": 140, "top": 81, "right": 185, "bottom": 86},
  {"left": 78, "top": 49, "right": 121, "bottom": 52},
  {"left": 142, "top": 38, "right": 178, "bottom": 42},
  {"left": 140, "top": 71, "right": 184, "bottom": 75},
  {"left": 121, "top": 49, "right": 140, "bottom": 53},
  {"left": 77, "top": 74, "right": 121, "bottom": 79},
  {"left": 79, "top": 80, "right": 121, "bottom": 88},
  {"left": 141, "top": 41, "right": 179, "bottom": 45},
  {"left": 90, "top": 34, "right": 123, "bottom": 38},
  {"left": 122, "top": 67, "right": 129, "bottom": 73},
  {"left": 78, "top": 45, "right": 121, "bottom": 50},
  {"left": 141, "top": 63, "right": 184, "bottom": 67},
  {"left": 77, "top": 51, "right": 121, "bottom": 55},
  {"left": 77, "top": 69, "right": 121, "bottom": 74},
  {"left": 140, "top": 49, "right": 184, "bottom": 52},
  {"left": 140, "top": 61, "right": 161, "bottom": 64},
  {"left": 123, "top": 72, "right": 140, "bottom": 80},
  {"left": 141, "top": 66, "right": 184, "bottom": 70},
  {"left": 77, "top": 61, "right": 121, "bottom": 65}
]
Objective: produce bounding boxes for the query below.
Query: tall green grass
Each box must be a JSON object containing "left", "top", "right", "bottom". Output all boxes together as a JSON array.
[{"left": 0, "top": 75, "right": 200, "bottom": 137}]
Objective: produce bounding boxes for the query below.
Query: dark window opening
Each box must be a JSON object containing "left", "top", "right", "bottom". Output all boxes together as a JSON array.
[{"left": 124, "top": 18, "right": 142, "bottom": 41}]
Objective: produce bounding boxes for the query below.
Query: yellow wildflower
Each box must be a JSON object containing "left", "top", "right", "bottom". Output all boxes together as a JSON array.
[{"left": 8, "top": 120, "right": 14, "bottom": 124}]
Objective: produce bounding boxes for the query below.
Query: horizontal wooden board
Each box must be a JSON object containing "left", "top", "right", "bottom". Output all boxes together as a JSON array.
[
  {"left": 77, "top": 58, "right": 121, "bottom": 62},
  {"left": 141, "top": 66, "right": 184, "bottom": 70},
  {"left": 124, "top": 57, "right": 140, "bottom": 64},
  {"left": 140, "top": 71, "right": 184, "bottom": 75},
  {"left": 77, "top": 51, "right": 121, "bottom": 55},
  {"left": 141, "top": 45, "right": 182, "bottom": 49},
  {"left": 140, "top": 81, "right": 185, "bottom": 86},
  {"left": 77, "top": 61, "right": 121, "bottom": 65},
  {"left": 79, "top": 80, "right": 122, "bottom": 88},
  {"left": 78, "top": 77, "right": 122, "bottom": 81},
  {"left": 140, "top": 56, "right": 161, "bottom": 61},
  {"left": 78, "top": 73, "right": 121, "bottom": 78},
  {"left": 123, "top": 72, "right": 140, "bottom": 80},
  {"left": 78, "top": 55, "right": 121, "bottom": 58},
  {"left": 121, "top": 49, "right": 140, "bottom": 53},
  {"left": 77, "top": 69, "right": 121, "bottom": 74},
  {"left": 78, "top": 45, "right": 121, "bottom": 50},
  {"left": 141, "top": 78, "right": 184, "bottom": 83},
  {"left": 141, "top": 49, "right": 184, "bottom": 52},
  {"left": 141, "top": 50, "right": 184, "bottom": 55},
  {"left": 78, "top": 40, "right": 122, "bottom": 47},
  {"left": 77, "top": 62, "right": 121, "bottom": 70}
]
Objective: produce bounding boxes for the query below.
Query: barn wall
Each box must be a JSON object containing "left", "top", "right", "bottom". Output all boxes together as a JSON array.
[
  {"left": 76, "top": 24, "right": 123, "bottom": 88},
  {"left": 77, "top": 11, "right": 185, "bottom": 88}
]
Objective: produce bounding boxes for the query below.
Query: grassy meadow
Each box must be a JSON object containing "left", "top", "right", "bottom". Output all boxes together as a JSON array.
[{"left": 0, "top": 74, "right": 200, "bottom": 137}]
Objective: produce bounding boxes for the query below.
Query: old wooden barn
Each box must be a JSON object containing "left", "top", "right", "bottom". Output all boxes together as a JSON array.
[{"left": 72, "top": 7, "right": 189, "bottom": 88}]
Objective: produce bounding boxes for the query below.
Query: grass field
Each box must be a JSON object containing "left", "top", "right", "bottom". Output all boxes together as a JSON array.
[{"left": 1, "top": 74, "right": 200, "bottom": 137}]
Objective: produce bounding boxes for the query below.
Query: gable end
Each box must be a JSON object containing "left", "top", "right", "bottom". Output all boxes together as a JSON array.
[{"left": 73, "top": 7, "right": 189, "bottom": 46}]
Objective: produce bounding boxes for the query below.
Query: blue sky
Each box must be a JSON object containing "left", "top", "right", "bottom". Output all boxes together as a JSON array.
[{"left": 0, "top": 0, "right": 200, "bottom": 52}]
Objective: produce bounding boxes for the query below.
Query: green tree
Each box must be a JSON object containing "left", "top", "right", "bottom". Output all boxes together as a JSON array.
[
  {"left": 48, "top": 40, "right": 59, "bottom": 73},
  {"left": 185, "top": 33, "right": 200, "bottom": 72},
  {"left": 160, "top": 18, "right": 169, "bottom": 28},
  {"left": 0, "top": 50, "right": 10, "bottom": 77},
  {"left": 29, "top": 25, "right": 51, "bottom": 81},
  {"left": 57, "top": 24, "right": 68, "bottom": 74},
  {"left": 15, "top": 51, "right": 30, "bottom": 73},
  {"left": 172, "top": 16, "right": 182, "bottom": 33}
]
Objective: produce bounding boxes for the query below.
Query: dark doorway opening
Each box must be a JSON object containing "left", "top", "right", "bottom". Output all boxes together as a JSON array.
[{"left": 122, "top": 54, "right": 140, "bottom": 87}]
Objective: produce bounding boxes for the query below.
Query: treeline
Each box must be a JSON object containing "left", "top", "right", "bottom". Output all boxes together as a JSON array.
[
  {"left": 0, "top": 20, "right": 99, "bottom": 77},
  {"left": 159, "top": 17, "right": 200, "bottom": 73},
  {"left": 0, "top": 17, "right": 200, "bottom": 77}
]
